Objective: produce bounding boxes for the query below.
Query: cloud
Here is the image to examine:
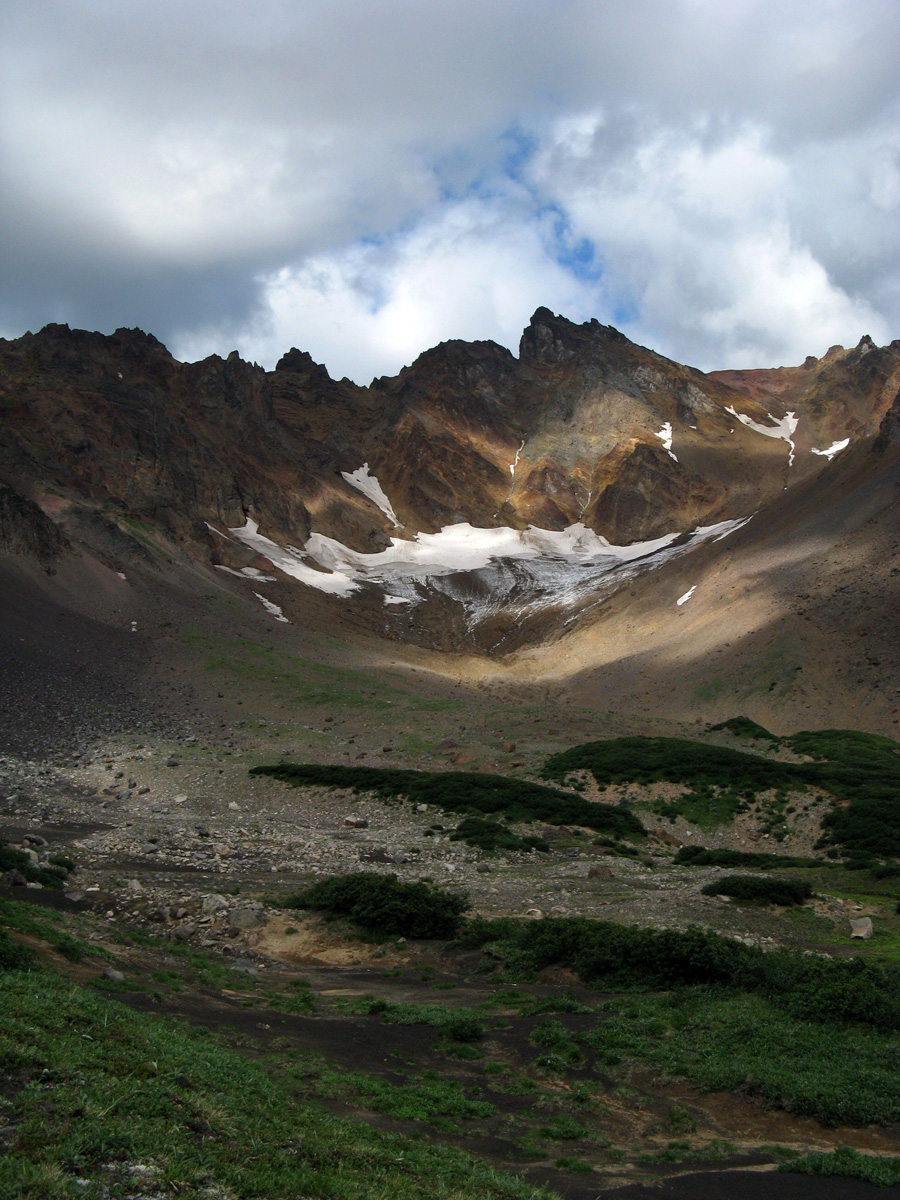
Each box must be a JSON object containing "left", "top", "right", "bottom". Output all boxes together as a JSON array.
[
  {"left": 0, "top": 0, "right": 897, "bottom": 372},
  {"left": 174, "top": 195, "right": 601, "bottom": 381}
]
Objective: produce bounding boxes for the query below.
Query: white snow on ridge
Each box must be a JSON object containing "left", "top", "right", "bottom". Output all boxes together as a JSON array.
[
  {"left": 676, "top": 585, "right": 696, "bottom": 606},
  {"left": 655, "top": 422, "right": 678, "bottom": 461},
  {"left": 726, "top": 406, "right": 799, "bottom": 466},
  {"left": 811, "top": 438, "right": 850, "bottom": 461},
  {"left": 341, "top": 463, "right": 400, "bottom": 525}
]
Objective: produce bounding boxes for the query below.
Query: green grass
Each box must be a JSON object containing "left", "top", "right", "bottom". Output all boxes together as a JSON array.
[
  {"left": 0, "top": 899, "right": 96, "bottom": 963},
  {"left": 0, "top": 969, "right": 551, "bottom": 1200},
  {"left": 251, "top": 764, "right": 645, "bottom": 842},
  {"left": 780, "top": 1146, "right": 900, "bottom": 1186},
  {"left": 184, "top": 631, "right": 401, "bottom": 709},
  {"left": 310, "top": 1066, "right": 496, "bottom": 1127},
  {"left": 583, "top": 990, "right": 900, "bottom": 1127}
]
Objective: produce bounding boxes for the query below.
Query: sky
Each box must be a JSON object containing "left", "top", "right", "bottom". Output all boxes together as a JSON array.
[{"left": 1, "top": 0, "right": 898, "bottom": 383}]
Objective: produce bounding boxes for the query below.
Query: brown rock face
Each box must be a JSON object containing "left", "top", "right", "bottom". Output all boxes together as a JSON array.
[{"left": 0, "top": 311, "right": 898, "bottom": 596}]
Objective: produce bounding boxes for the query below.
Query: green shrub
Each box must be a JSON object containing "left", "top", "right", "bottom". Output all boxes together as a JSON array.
[
  {"left": 250, "top": 764, "right": 644, "bottom": 841},
  {"left": 283, "top": 873, "right": 469, "bottom": 939},
  {"left": 700, "top": 875, "right": 813, "bottom": 906},
  {"left": 544, "top": 726, "right": 900, "bottom": 859},
  {"left": 448, "top": 817, "right": 549, "bottom": 855},
  {"left": 0, "top": 840, "right": 69, "bottom": 889},
  {"left": 675, "top": 846, "right": 819, "bottom": 869},
  {"left": 460, "top": 915, "right": 900, "bottom": 1031},
  {"left": 707, "top": 717, "right": 782, "bottom": 742}
]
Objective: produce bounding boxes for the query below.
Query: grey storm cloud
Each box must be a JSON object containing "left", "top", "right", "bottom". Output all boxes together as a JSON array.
[{"left": 1, "top": 0, "right": 898, "bottom": 380}]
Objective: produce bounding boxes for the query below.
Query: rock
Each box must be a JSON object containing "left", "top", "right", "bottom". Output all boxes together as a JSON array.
[
  {"left": 415, "top": 804, "right": 428, "bottom": 813},
  {"left": 391, "top": 851, "right": 409, "bottom": 865},
  {"left": 2, "top": 869, "right": 27, "bottom": 886},
  {"left": 230, "top": 958, "right": 260, "bottom": 976},
  {"left": 228, "top": 907, "right": 267, "bottom": 931},
  {"left": 172, "top": 923, "right": 196, "bottom": 941},
  {"left": 141, "top": 843, "right": 159, "bottom": 855},
  {"left": 103, "top": 967, "right": 125, "bottom": 982},
  {"left": 476, "top": 863, "right": 492, "bottom": 874},
  {"left": 138, "top": 786, "right": 150, "bottom": 795},
  {"left": 22, "top": 833, "right": 48, "bottom": 847},
  {"left": 64, "top": 889, "right": 86, "bottom": 902},
  {"left": 25, "top": 880, "right": 43, "bottom": 889},
  {"left": 228, "top": 801, "right": 240, "bottom": 811},
  {"left": 549, "top": 905, "right": 567, "bottom": 916},
  {"left": 501, "top": 742, "right": 516, "bottom": 753},
  {"left": 523, "top": 908, "right": 544, "bottom": 920},
  {"left": 587, "top": 865, "right": 613, "bottom": 879},
  {"left": 173, "top": 794, "right": 187, "bottom": 804},
  {"left": 196, "top": 825, "right": 210, "bottom": 838},
  {"left": 166, "top": 757, "right": 180, "bottom": 767},
  {"left": 201, "top": 893, "right": 229, "bottom": 913},
  {"left": 850, "top": 917, "right": 874, "bottom": 939},
  {"left": 127, "top": 878, "right": 144, "bottom": 893},
  {"left": 344, "top": 815, "right": 369, "bottom": 828}
]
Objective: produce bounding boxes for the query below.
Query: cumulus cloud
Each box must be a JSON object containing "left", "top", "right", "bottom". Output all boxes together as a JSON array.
[{"left": 0, "top": 0, "right": 897, "bottom": 375}]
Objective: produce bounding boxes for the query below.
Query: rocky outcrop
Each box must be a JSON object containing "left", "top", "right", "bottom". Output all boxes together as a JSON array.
[
  {"left": 0, "top": 485, "right": 69, "bottom": 561},
  {"left": 0, "top": 311, "right": 898, "bottom": 604}
]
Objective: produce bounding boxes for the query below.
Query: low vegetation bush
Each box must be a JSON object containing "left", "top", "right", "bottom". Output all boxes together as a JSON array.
[
  {"left": 282, "top": 873, "right": 469, "bottom": 939},
  {"left": 699, "top": 875, "right": 813, "bottom": 906},
  {"left": 543, "top": 725, "right": 900, "bottom": 859},
  {"left": 459, "top": 916, "right": 900, "bottom": 1031},
  {"left": 250, "top": 763, "right": 644, "bottom": 842},
  {"left": 0, "top": 839, "right": 69, "bottom": 889},
  {"left": 707, "top": 717, "right": 781, "bottom": 742},
  {"left": 674, "top": 846, "right": 819, "bottom": 869},
  {"left": 449, "top": 817, "right": 549, "bottom": 855}
]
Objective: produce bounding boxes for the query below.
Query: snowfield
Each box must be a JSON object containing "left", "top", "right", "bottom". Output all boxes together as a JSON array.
[{"left": 223, "top": 502, "right": 751, "bottom": 631}]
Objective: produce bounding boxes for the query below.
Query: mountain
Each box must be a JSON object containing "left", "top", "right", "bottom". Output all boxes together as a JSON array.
[{"left": 1, "top": 308, "right": 899, "bottom": 735}]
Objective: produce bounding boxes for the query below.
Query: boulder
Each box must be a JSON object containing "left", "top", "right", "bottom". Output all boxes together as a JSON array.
[
  {"left": 850, "top": 917, "right": 874, "bottom": 939},
  {"left": 587, "top": 865, "right": 613, "bottom": 879},
  {"left": 228, "top": 907, "right": 267, "bottom": 932}
]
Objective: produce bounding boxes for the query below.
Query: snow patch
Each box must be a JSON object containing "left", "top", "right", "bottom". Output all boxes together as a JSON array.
[
  {"left": 655, "top": 422, "right": 678, "bottom": 461},
  {"left": 811, "top": 438, "right": 850, "bottom": 461},
  {"left": 726, "top": 406, "right": 799, "bottom": 466},
  {"left": 225, "top": 514, "right": 751, "bottom": 632},
  {"left": 254, "top": 592, "right": 289, "bottom": 622},
  {"left": 214, "top": 565, "right": 278, "bottom": 582},
  {"left": 341, "top": 463, "right": 400, "bottom": 525},
  {"left": 676, "top": 585, "right": 696, "bottom": 606},
  {"left": 230, "top": 518, "right": 358, "bottom": 595}
]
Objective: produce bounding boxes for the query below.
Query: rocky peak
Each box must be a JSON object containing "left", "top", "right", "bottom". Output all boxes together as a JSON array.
[{"left": 518, "top": 307, "right": 628, "bottom": 366}]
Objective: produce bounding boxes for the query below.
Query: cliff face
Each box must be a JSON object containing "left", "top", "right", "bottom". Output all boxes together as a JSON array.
[{"left": 1, "top": 311, "right": 899, "bottom": 650}]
